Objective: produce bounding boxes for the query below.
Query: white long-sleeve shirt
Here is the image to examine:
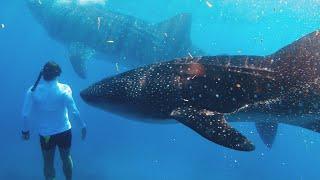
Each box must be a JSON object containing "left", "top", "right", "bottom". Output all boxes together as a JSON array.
[{"left": 22, "top": 79, "right": 86, "bottom": 136}]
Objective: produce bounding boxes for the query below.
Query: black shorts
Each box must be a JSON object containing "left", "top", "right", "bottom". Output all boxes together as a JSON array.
[{"left": 40, "top": 129, "right": 72, "bottom": 150}]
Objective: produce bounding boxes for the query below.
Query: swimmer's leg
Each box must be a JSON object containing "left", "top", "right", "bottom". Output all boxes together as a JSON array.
[
  {"left": 41, "top": 148, "right": 56, "bottom": 180},
  {"left": 57, "top": 129, "right": 73, "bottom": 180},
  {"left": 59, "top": 148, "right": 73, "bottom": 180}
]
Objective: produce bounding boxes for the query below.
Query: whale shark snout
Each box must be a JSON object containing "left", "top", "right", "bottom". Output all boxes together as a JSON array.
[
  {"left": 80, "top": 79, "right": 113, "bottom": 105},
  {"left": 80, "top": 88, "right": 96, "bottom": 104},
  {"left": 80, "top": 76, "right": 130, "bottom": 107}
]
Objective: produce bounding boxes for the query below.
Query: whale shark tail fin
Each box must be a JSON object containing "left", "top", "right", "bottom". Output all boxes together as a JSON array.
[
  {"left": 156, "top": 13, "right": 193, "bottom": 51},
  {"left": 270, "top": 30, "right": 320, "bottom": 84},
  {"left": 255, "top": 122, "right": 278, "bottom": 149},
  {"left": 68, "top": 42, "right": 96, "bottom": 79},
  {"left": 171, "top": 107, "right": 255, "bottom": 151}
]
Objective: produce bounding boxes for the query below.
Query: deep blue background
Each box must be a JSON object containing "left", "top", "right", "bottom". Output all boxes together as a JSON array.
[{"left": 1, "top": 0, "right": 320, "bottom": 179}]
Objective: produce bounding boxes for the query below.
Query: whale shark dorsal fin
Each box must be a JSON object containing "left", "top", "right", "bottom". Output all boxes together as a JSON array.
[
  {"left": 255, "top": 122, "right": 278, "bottom": 149},
  {"left": 171, "top": 107, "right": 255, "bottom": 151},
  {"left": 156, "top": 13, "right": 192, "bottom": 45},
  {"left": 270, "top": 30, "right": 320, "bottom": 84},
  {"left": 68, "top": 42, "right": 96, "bottom": 79}
]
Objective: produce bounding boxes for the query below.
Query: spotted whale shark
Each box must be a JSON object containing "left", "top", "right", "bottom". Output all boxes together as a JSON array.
[
  {"left": 80, "top": 30, "right": 320, "bottom": 151},
  {"left": 26, "top": 0, "right": 202, "bottom": 78}
]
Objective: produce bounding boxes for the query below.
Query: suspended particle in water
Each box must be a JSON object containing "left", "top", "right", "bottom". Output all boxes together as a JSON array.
[
  {"left": 206, "top": 0, "right": 213, "bottom": 8},
  {"left": 97, "top": 17, "right": 102, "bottom": 30},
  {"left": 115, "top": 63, "right": 119, "bottom": 72}
]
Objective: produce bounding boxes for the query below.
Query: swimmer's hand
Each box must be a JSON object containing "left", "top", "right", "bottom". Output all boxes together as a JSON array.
[
  {"left": 81, "top": 127, "right": 87, "bottom": 140},
  {"left": 21, "top": 131, "right": 30, "bottom": 141}
]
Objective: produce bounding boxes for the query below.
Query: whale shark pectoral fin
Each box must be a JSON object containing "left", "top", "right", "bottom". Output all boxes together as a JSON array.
[
  {"left": 255, "top": 122, "right": 278, "bottom": 149},
  {"left": 68, "top": 42, "right": 96, "bottom": 79},
  {"left": 171, "top": 107, "right": 255, "bottom": 152}
]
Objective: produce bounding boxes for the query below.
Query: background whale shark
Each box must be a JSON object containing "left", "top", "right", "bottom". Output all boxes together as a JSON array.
[
  {"left": 26, "top": 0, "right": 203, "bottom": 78},
  {"left": 80, "top": 30, "right": 320, "bottom": 151}
]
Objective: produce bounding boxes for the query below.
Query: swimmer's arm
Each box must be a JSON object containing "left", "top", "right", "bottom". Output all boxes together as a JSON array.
[
  {"left": 66, "top": 91, "right": 87, "bottom": 140},
  {"left": 22, "top": 89, "right": 33, "bottom": 132},
  {"left": 68, "top": 98, "right": 86, "bottom": 128},
  {"left": 65, "top": 88, "right": 86, "bottom": 128}
]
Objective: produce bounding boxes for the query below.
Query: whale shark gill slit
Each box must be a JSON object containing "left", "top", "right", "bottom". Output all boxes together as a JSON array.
[{"left": 171, "top": 107, "right": 255, "bottom": 151}]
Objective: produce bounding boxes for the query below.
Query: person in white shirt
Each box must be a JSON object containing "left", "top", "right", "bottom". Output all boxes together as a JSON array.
[{"left": 22, "top": 61, "right": 87, "bottom": 180}]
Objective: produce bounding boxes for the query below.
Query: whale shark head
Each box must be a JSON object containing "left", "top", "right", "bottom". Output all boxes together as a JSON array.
[
  {"left": 80, "top": 70, "right": 152, "bottom": 118},
  {"left": 80, "top": 77, "right": 124, "bottom": 107}
]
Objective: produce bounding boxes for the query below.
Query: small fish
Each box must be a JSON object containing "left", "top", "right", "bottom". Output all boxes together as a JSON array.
[
  {"left": 0, "top": 24, "right": 4, "bottom": 29},
  {"left": 188, "top": 52, "right": 193, "bottom": 58},
  {"left": 107, "top": 40, "right": 114, "bottom": 43}
]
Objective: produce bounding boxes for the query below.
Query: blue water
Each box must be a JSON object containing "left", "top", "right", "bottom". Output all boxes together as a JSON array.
[{"left": 1, "top": 0, "right": 320, "bottom": 179}]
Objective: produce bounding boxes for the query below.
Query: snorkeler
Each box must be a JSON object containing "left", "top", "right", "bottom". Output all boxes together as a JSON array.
[{"left": 21, "top": 61, "right": 87, "bottom": 180}]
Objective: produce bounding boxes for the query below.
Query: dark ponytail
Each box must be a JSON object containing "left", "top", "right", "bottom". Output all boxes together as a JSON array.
[
  {"left": 31, "top": 61, "right": 61, "bottom": 92},
  {"left": 31, "top": 71, "right": 43, "bottom": 92}
]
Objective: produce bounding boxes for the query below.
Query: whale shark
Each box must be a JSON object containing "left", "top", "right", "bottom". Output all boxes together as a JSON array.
[
  {"left": 80, "top": 30, "right": 320, "bottom": 151},
  {"left": 26, "top": 0, "right": 202, "bottom": 78}
]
